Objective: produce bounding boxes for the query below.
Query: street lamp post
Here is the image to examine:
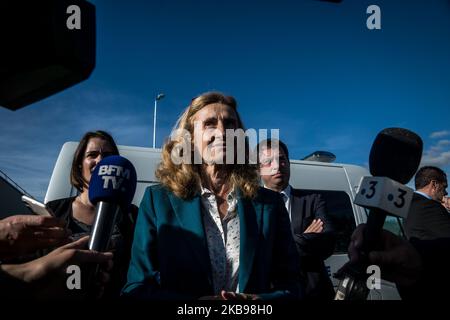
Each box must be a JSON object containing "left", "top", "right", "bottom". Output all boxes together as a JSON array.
[{"left": 153, "top": 93, "right": 165, "bottom": 148}]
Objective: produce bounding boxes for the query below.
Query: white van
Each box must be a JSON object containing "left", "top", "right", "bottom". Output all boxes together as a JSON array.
[{"left": 45, "top": 142, "right": 402, "bottom": 300}]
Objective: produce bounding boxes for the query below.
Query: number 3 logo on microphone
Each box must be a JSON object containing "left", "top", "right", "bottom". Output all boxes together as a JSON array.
[{"left": 354, "top": 176, "right": 414, "bottom": 219}]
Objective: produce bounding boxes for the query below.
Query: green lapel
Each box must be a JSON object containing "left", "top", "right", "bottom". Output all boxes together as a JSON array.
[{"left": 167, "top": 191, "right": 212, "bottom": 286}]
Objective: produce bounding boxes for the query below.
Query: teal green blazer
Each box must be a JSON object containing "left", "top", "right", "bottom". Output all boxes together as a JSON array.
[{"left": 122, "top": 184, "right": 302, "bottom": 300}]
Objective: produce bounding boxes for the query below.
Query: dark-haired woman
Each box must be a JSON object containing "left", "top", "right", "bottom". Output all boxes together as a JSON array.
[{"left": 46, "top": 130, "right": 137, "bottom": 298}]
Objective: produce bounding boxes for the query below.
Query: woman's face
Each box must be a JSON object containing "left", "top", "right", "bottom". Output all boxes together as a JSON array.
[
  {"left": 81, "top": 137, "right": 116, "bottom": 184},
  {"left": 191, "top": 103, "right": 239, "bottom": 165}
]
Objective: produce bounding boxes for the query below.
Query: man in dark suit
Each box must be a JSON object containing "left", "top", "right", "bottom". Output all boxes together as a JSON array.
[
  {"left": 404, "top": 166, "right": 450, "bottom": 240},
  {"left": 257, "top": 139, "right": 336, "bottom": 300}
]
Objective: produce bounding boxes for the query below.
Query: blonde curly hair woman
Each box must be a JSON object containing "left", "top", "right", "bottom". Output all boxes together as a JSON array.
[
  {"left": 156, "top": 92, "right": 259, "bottom": 200},
  {"left": 123, "top": 92, "right": 302, "bottom": 300}
]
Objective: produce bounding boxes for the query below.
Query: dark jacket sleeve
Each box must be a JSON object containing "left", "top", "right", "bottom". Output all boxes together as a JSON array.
[
  {"left": 293, "top": 194, "right": 336, "bottom": 261},
  {"left": 260, "top": 195, "right": 303, "bottom": 300},
  {"left": 397, "top": 237, "right": 450, "bottom": 300},
  {"left": 405, "top": 195, "right": 450, "bottom": 240},
  {"left": 45, "top": 197, "right": 74, "bottom": 220}
]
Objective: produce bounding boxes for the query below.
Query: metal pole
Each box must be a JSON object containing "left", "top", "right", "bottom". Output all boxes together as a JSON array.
[
  {"left": 152, "top": 93, "right": 164, "bottom": 149},
  {"left": 153, "top": 98, "right": 157, "bottom": 148}
]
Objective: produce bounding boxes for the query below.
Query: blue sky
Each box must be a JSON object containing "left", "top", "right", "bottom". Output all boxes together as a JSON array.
[{"left": 1, "top": 0, "right": 450, "bottom": 200}]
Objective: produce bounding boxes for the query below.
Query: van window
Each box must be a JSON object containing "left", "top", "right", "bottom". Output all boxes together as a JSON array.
[
  {"left": 383, "top": 216, "right": 405, "bottom": 238},
  {"left": 305, "top": 190, "right": 356, "bottom": 254},
  {"left": 360, "top": 209, "right": 405, "bottom": 238}
]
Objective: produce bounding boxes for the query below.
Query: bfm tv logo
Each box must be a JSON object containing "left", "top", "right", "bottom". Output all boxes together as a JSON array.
[{"left": 98, "top": 165, "right": 131, "bottom": 190}]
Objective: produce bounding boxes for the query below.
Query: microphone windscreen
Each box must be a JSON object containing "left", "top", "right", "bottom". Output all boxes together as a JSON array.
[
  {"left": 88, "top": 155, "right": 137, "bottom": 207},
  {"left": 369, "top": 128, "right": 423, "bottom": 184}
]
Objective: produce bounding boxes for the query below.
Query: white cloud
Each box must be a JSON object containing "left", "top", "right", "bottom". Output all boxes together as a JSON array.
[
  {"left": 430, "top": 130, "right": 450, "bottom": 139},
  {"left": 437, "top": 139, "right": 450, "bottom": 146},
  {"left": 420, "top": 139, "right": 450, "bottom": 169},
  {"left": 422, "top": 152, "right": 450, "bottom": 167}
]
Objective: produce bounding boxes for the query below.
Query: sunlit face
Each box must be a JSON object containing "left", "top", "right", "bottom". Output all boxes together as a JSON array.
[
  {"left": 191, "top": 103, "right": 239, "bottom": 165},
  {"left": 259, "top": 146, "right": 290, "bottom": 191},
  {"left": 82, "top": 137, "right": 116, "bottom": 184}
]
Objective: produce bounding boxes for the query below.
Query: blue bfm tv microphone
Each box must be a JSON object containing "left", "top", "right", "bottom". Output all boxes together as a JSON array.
[{"left": 88, "top": 155, "right": 137, "bottom": 252}]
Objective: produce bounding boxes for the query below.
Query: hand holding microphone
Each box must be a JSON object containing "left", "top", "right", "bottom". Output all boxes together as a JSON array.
[
  {"left": 344, "top": 224, "right": 423, "bottom": 289},
  {"left": 85, "top": 155, "right": 137, "bottom": 297}
]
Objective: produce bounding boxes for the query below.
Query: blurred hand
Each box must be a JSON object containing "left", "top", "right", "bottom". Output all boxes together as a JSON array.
[
  {"left": 29, "top": 236, "right": 113, "bottom": 283},
  {"left": 0, "top": 215, "right": 71, "bottom": 259},
  {"left": 0, "top": 236, "right": 114, "bottom": 299},
  {"left": 220, "top": 290, "right": 261, "bottom": 300},
  {"left": 199, "top": 291, "right": 260, "bottom": 300},
  {"left": 304, "top": 219, "right": 323, "bottom": 234},
  {"left": 338, "top": 224, "right": 422, "bottom": 288}
]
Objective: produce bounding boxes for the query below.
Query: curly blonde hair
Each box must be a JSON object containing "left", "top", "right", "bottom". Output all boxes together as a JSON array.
[{"left": 156, "top": 92, "right": 259, "bottom": 199}]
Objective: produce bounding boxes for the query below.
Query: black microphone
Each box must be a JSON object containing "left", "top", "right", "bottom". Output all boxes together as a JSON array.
[
  {"left": 88, "top": 155, "right": 137, "bottom": 252},
  {"left": 335, "top": 128, "right": 423, "bottom": 300},
  {"left": 363, "top": 128, "right": 423, "bottom": 254}
]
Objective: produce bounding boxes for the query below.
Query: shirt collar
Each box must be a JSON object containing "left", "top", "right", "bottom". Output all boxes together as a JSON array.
[
  {"left": 415, "top": 190, "right": 432, "bottom": 200},
  {"left": 280, "top": 185, "right": 292, "bottom": 199},
  {"left": 263, "top": 184, "right": 292, "bottom": 197},
  {"left": 200, "top": 185, "right": 237, "bottom": 206},
  {"left": 201, "top": 185, "right": 238, "bottom": 221},
  {"left": 200, "top": 184, "right": 235, "bottom": 196},
  {"left": 200, "top": 185, "right": 212, "bottom": 196}
]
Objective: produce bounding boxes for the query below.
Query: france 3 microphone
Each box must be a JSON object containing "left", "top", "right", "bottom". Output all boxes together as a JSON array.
[
  {"left": 334, "top": 128, "right": 423, "bottom": 300},
  {"left": 88, "top": 155, "right": 137, "bottom": 252}
]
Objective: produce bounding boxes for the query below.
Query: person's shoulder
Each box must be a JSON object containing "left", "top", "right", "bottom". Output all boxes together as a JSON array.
[
  {"left": 412, "top": 192, "right": 429, "bottom": 202},
  {"left": 412, "top": 192, "right": 438, "bottom": 204},
  {"left": 46, "top": 196, "right": 75, "bottom": 206},
  {"left": 254, "top": 187, "right": 283, "bottom": 204},
  {"left": 291, "top": 188, "right": 322, "bottom": 201},
  {"left": 141, "top": 183, "right": 180, "bottom": 208},
  {"left": 143, "top": 183, "right": 173, "bottom": 198},
  {"left": 45, "top": 196, "right": 76, "bottom": 218},
  {"left": 411, "top": 193, "right": 441, "bottom": 210}
]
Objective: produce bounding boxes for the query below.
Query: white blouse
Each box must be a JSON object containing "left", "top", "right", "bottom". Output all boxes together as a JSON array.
[{"left": 200, "top": 186, "right": 240, "bottom": 294}]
